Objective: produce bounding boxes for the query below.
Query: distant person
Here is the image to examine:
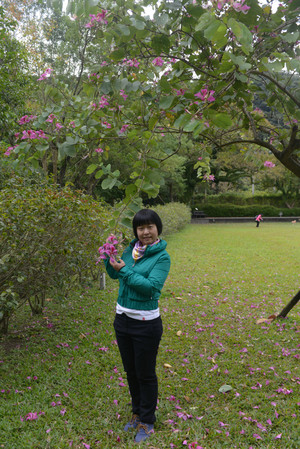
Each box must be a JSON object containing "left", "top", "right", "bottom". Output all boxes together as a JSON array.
[
  {"left": 104, "top": 209, "right": 171, "bottom": 443},
  {"left": 255, "top": 214, "right": 263, "bottom": 227}
]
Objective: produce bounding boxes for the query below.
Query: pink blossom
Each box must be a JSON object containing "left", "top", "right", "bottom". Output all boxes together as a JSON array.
[
  {"left": 152, "top": 57, "right": 164, "bottom": 67},
  {"left": 203, "top": 174, "right": 215, "bottom": 181},
  {"left": 85, "top": 10, "right": 108, "bottom": 28},
  {"left": 21, "top": 130, "right": 48, "bottom": 140},
  {"left": 275, "top": 434, "right": 282, "bottom": 439},
  {"left": 264, "top": 160, "right": 275, "bottom": 168},
  {"left": 175, "top": 88, "right": 186, "bottom": 96},
  {"left": 20, "top": 412, "right": 39, "bottom": 421},
  {"left": 46, "top": 114, "right": 56, "bottom": 123},
  {"left": 120, "top": 124, "right": 129, "bottom": 133},
  {"left": 120, "top": 90, "right": 128, "bottom": 100},
  {"left": 60, "top": 409, "right": 67, "bottom": 416},
  {"left": 98, "top": 95, "right": 109, "bottom": 108},
  {"left": 4, "top": 146, "right": 17, "bottom": 156},
  {"left": 276, "top": 387, "right": 293, "bottom": 394},
  {"left": 232, "top": 0, "right": 251, "bottom": 13},
  {"left": 56, "top": 123, "right": 63, "bottom": 130},
  {"left": 97, "top": 242, "right": 118, "bottom": 263},
  {"left": 38, "top": 68, "right": 53, "bottom": 81},
  {"left": 123, "top": 58, "right": 140, "bottom": 67},
  {"left": 219, "top": 421, "right": 228, "bottom": 427},
  {"left": 107, "top": 235, "right": 118, "bottom": 245},
  {"left": 95, "top": 148, "right": 104, "bottom": 154},
  {"left": 195, "top": 89, "right": 215, "bottom": 103},
  {"left": 19, "top": 115, "right": 37, "bottom": 125},
  {"left": 253, "top": 434, "right": 262, "bottom": 439}
]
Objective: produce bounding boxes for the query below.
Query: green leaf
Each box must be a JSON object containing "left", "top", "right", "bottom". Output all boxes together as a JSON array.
[
  {"left": 174, "top": 114, "right": 191, "bottom": 129},
  {"left": 193, "top": 122, "right": 205, "bottom": 137},
  {"left": 228, "top": 18, "right": 253, "bottom": 54},
  {"left": 219, "top": 384, "right": 233, "bottom": 393},
  {"left": 141, "top": 182, "right": 159, "bottom": 198},
  {"left": 130, "top": 18, "right": 145, "bottom": 30},
  {"left": 36, "top": 144, "right": 49, "bottom": 153},
  {"left": 146, "top": 158, "right": 160, "bottom": 168},
  {"left": 287, "top": 58, "right": 300, "bottom": 72},
  {"left": 121, "top": 217, "right": 132, "bottom": 228},
  {"left": 183, "top": 120, "right": 200, "bottom": 132},
  {"left": 95, "top": 169, "right": 103, "bottom": 179},
  {"left": 151, "top": 35, "right": 170, "bottom": 53},
  {"left": 148, "top": 116, "right": 158, "bottom": 130},
  {"left": 155, "top": 13, "right": 170, "bottom": 27},
  {"left": 229, "top": 53, "right": 252, "bottom": 71},
  {"left": 159, "top": 95, "right": 176, "bottom": 110},
  {"left": 125, "top": 183, "right": 138, "bottom": 197},
  {"left": 117, "top": 24, "right": 130, "bottom": 36},
  {"left": 100, "top": 81, "right": 112, "bottom": 94},
  {"left": 101, "top": 177, "right": 114, "bottom": 189},
  {"left": 109, "top": 48, "right": 125, "bottom": 61},
  {"left": 263, "top": 60, "right": 284, "bottom": 72},
  {"left": 195, "top": 12, "right": 215, "bottom": 32},
  {"left": 159, "top": 77, "right": 172, "bottom": 93},
  {"left": 204, "top": 21, "right": 227, "bottom": 48},
  {"left": 281, "top": 31, "right": 299, "bottom": 43},
  {"left": 211, "top": 113, "right": 232, "bottom": 129},
  {"left": 128, "top": 81, "right": 141, "bottom": 92},
  {"left": 86, "top": 164, "right": 98, "bottom": 174}
]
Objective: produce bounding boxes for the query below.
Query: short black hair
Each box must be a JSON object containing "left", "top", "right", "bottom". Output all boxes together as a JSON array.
[{"left": 132, "top": 209, "right": 163, "bottom": 238}]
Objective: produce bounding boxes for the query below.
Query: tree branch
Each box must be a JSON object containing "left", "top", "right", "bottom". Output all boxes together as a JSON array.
[{"left": 250, "top": 71, "right": 300, "bottom": 109}]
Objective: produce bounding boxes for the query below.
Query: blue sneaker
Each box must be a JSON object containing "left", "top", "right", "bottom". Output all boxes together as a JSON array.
[
  {"left": 124, "top": 414, "right": 140, "bottom": 431},
  {"left": 134, "top": 423, "right": 154, "bottom": 443}
]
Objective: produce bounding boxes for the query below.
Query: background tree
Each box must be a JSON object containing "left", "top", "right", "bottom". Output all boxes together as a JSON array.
[{"left": 0, "top": 6, "right": 33, "bottom": 145}]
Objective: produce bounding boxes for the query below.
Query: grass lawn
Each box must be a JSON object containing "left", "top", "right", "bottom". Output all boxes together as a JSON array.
[{"left": 0, "top": 223, "right": 299, "bottom": 449}]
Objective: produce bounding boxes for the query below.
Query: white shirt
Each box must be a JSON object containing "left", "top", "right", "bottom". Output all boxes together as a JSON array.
[{"left": 116, "top": 303, "right": 160, "bottom": 321}]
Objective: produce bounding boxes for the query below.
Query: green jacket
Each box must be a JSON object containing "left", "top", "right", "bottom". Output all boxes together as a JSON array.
[{"left": 104, "top": 239, "right": 171, "bottom": 311}]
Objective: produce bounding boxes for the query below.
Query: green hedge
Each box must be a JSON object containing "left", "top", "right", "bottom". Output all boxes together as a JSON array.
[
  {"left": 197, "top": 203, "right": 300, "bottom": 217},
  {"left": 152, "top": 202, "right": 191, "bottom": 236},
  {"left": 193, "top": 192, "right": 299, "bottom": 207}
]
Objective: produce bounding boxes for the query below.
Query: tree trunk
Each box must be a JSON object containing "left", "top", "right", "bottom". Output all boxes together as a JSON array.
[
  {"left": 277, "top": 289, "right": 300, "bottom": 318},
  {"left": 0, "top": 312, "right": 9, "bottom": 334},
  {"left": 99, "top": 272, "right": 106, "bottom": 290},
  {"left": 52, "top": 144, "right": 58, "bottom": 185}
]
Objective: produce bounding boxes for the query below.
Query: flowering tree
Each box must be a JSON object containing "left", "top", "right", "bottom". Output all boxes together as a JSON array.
[
  {"left": 3, "top": 0, "right": 300, "bottom": 228},
  {"left": 97, "top": 0, "right": 299, "bottom": 174}
]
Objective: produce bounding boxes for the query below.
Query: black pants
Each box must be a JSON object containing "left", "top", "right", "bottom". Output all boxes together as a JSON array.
[{"left": 113, "top": 313, "right": 163, "bottom": 424}]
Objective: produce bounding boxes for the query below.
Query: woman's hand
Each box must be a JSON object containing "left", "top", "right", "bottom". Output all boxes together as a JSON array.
[{"left": 109, "top": 258, "right": 125, "bottom": 272}]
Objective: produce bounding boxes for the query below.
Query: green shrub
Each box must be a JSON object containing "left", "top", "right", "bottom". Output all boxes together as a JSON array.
[
  {"left": 152, "top": 202, "right": 191, "bottom": 236},
  {"left": 196, "top": 203, "right": 300, "bottom": 217},
  {"left": 0, "top": 178, "right": 112, "bottom": 332},
  {"left": 193, "top": 192, "right": 298, "bottom": 207}
]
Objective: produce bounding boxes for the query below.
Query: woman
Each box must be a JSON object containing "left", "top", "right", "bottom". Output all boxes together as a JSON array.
[{"left": 104, "top": 209, "right": 171, "bottom": 443}]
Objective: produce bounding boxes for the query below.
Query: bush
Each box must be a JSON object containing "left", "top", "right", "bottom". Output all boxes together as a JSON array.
[
  {"left": 193, "top": 192, "right": 298, "bottom": 207},
  {"left": 0, "top": 178, "right": 112, "bottom": 332},
  {"left": 152, "top": 202, "right": 191, "bottom": 236},
  {"left": 196, "top": 203, "right": 300, "bottom": 217}
]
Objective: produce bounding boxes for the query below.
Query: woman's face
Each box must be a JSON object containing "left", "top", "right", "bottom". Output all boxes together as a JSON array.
[{"left": 136, "top": 223, "right": 158, "bottom": 246}]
